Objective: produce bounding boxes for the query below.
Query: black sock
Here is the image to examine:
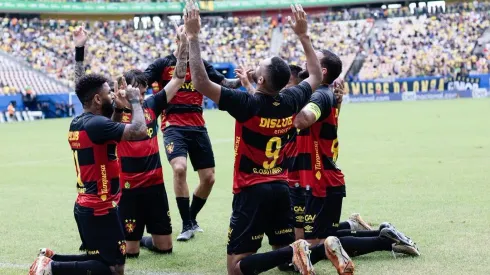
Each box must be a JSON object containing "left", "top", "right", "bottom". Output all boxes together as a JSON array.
[
  {"left": 339, "top": 236, "right": 392, "bottom": 257},
  {"left": 176, "top": 197, "right": 192, "bottom": 229},
  {"left": 310, "top": 244, "right": 326, "bottom": 265},
  {"left": 140, "top": 236, "right": 173, "bottom": 254},
  {"left": 339, "top": 221, "right": 351, "bottom": 230},
  {"left": 51, "top": 254, "right": 92, "bottom": 262},
  {"left": 190, "top": 195, "right": 207, "bottom": 222},
  {"left": 51, "top": 260, "right": 111, "bottom": 275},
  {"left": 239, "top": 246, "right": 293, "bottom": 275},
  {"left": 333, "top": 230, "right": 381, "bottom": 238},
  {"left": 126, "top": 252, "right": 139, "bottom": 258}
]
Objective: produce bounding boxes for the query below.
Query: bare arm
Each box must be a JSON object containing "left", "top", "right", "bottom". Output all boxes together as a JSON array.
[
  {"left": 163, "top": 26, "right": 188, "bottom": 102},
  {"left": 288, "top": 4, "right": 322, "bottom": 91},
  {"left": 121, "top": 86, "right": 148, "bottom": 140},
  {"left": 221, "top": 78, "right": 242, "bottom": 89},
  {"left": 294, "top": 104, "right": 320, "bottom": 130},
  {"left": 73, "top": 26, "right": 88, "bottom": 84},
  {"left": 111, "top": 109, "right": 124, "bottom": 123}
]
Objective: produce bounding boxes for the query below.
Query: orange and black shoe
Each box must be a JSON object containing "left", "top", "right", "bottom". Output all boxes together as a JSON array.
[
  {"left": 38, "top": 248, "right": 55, "bottom": 258},
  {"left": 324, "top": 236, "right": 354, "bottom": 275},
  {"left": 28, "top": 256, "right": 52, "bottom": 275},
  {"left": 290, "top": 239, "right": 315, "bottom": 275}
]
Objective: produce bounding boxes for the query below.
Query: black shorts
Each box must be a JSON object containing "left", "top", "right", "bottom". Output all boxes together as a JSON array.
[
  {"left": 119, "top": 184, "right": 172, "bottom": 241},
  {"left": 289, "top": 185, "right": 306, "bottom": 229},
  {"left": 74, "top": 203, "right": 126, "bottom": 266},
  {"left": 227, "top": 182, "right": 295, "bottom": 255},
  {"left": 163, "top": 127, "right": 215, "bottom": 171},
  {"left": 304, "top": 186, "right": 346, "bottom": 240}
]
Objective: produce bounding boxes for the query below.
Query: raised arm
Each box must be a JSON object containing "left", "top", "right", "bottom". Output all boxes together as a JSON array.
[
  {"left": 73, "top": 26, "right": 88, "bottom": 84},
  {"left": 184, "top": 0, "right": 223, "bottom": 104},
  {"left": 221, "top": 78, "right": 242, "bottom": 89},
  {"left": 164, "top": 24, "right": 188, "bottom": 102},
  {"left": 121, "top": 85, "right": 148, "bottom": 140},
  {"left": 235, "top": 66, "right": 256, "bottom": 95},
  {"left": 288, "top": 4, "right": 322, "bottom": 91}
]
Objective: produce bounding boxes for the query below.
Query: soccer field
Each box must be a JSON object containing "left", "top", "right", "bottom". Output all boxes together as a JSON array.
[{"left": 1, "top": 98, "right": 489, "bottom": 275}]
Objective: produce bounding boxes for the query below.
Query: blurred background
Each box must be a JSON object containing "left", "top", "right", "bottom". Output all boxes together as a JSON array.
[{"left": 0, "top": 0, "right": 488, "bottom": 121}]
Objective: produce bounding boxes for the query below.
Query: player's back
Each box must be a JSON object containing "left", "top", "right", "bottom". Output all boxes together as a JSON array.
[
  {"left": 218, "top": 81, "right": 313, "bottom": 194},
  {"left": 68, "top": 112, "right": 125, "bottom": 216}
]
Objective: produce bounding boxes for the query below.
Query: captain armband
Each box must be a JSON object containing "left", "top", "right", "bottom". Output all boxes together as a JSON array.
[{"left": 304, "top": 102, "right": 321, "bottom": 121}]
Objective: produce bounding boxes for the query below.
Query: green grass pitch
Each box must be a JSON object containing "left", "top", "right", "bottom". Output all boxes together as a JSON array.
[{"left": 1, "top": 98, "right": 489, "bottom": 275}]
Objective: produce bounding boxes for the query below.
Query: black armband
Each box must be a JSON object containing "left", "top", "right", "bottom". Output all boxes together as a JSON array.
[{"left": 75, "top": 46, "right": 85, "bottom": 62}]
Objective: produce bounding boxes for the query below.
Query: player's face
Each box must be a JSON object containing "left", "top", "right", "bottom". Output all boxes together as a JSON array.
[{"left": 98, "top": 82, "right": 114, "bottom": 118}]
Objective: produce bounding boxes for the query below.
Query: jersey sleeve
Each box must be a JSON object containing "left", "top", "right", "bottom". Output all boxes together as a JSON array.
[
  {"left": 144, "top": 89, "right": 168, "bottom": 117},
  {"left": 281, "top": 81, "right": 313, "bottom": 113},
  {"left": 309, "top": 89, "right": 334, "bottom": 121},
  {"left": 85, "top": 116, "right": 126, "bottom": 144},
  {"left": 144, "top": 57, "right": 169, "bottom": 86},
  {"left": 218, "top": 87, "right": 256, "bottom": 122},
  {"left": 204, "top": 60, "right": 226, "bottom": 84}
]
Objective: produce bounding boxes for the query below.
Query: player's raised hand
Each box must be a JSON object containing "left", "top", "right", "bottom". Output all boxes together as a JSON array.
[
  {"left": 73, "top": 26, "right": 88, "bottom": 48},
  {"left": 288, "top": 4, "right": 308, "bottom": 37},
  {"left": 183, "top": 0, "right": 201, "bottom": 39},
  {"left": 235, "top": 66, "right": 252, "bottom": 87},
  {"left": 113, "top": 77, "right": 130, "bottom": 109},
  {"left": 333, "top": 79, "right": 345, "bottom": 104}
]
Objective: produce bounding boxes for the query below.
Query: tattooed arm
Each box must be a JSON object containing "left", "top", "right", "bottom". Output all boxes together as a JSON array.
[
  {"left": 184, "top": 3, "right": 223, "bottom": 104},
  {"left": 121, "top": 85, "right": 148, "bottom": 141},
  {"left": 73, "top": 26, "right": 88, "bottom": 84},
  {"left": 220, "top": 78, "right": 242, "bottom": 89},
  {"left": 165, "top": 26, "right": 188, "bottom": 102}
]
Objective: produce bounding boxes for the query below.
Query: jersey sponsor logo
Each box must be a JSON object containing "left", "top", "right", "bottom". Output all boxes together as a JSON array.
[
  {"left": 124, "top": 219, "right": 136, "bottom": 233},
  {"left": 259, "top": 116, "right": 293, "bottom": 129},
  {"left": 100, "top": 165, "right": 108, "bottom": 201},
  {"left": 313, "top": 141, "right": 322, "bottom": 179},
  {"left": 166, "top": 142, "right": 174, "bottom": 154},
  {"left": 234, "top": 137, "right": 241, "bottom": 159}
]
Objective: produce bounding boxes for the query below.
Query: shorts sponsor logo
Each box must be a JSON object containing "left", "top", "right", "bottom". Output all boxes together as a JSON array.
[
  {"left": 304, "top": 214, "right": 316, "bottom": 223},
  {"left": 125, "top": 219, "right": 136, "bottom": 233},
  {"left": 251, "top": 234, "right": 264, "bottom": 240},
  {"left": 166, "top": 142, "right": 174, "bottom": 154},
  {"left": 293, "top": 206, "right": 305, "bottom": 214},
  {"left": 304, "top": 225, "right": 313, "bottom": 233},
  {"left": 296, "top": 215, "right": 304, "bottom": 223},
  {"left": 87, "top": 250, "right": 100, "bottom": 255},
  {"left": 274, "top": 228, "right": 293, "bottom": 235},
  {"left": 118, "top": 241, "right": 127, "bottom": 255}
]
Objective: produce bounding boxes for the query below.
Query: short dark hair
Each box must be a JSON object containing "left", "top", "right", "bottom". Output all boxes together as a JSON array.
[
  {"left": 320, "top": 50, "right": 342, "bottom": 85},
  {"left": 124, "top": 69, "right": 148, "bottom": 88},
  {"left": 75, "top": 74, "right": 108, "bottom": 107},
  {"left": 266, "top": 57, "right": 291, "bottom": 92},
  {"left": 289, "top": 64, "right": 303, "bottom": 80}
]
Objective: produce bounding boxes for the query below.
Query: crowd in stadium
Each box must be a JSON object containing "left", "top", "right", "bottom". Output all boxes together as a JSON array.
[{"left": 1, "top": 2, "right": 489, "bottom": 96}]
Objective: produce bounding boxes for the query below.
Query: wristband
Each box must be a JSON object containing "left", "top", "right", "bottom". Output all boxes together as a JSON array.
[
  {"left": 75, "top": 46, "right": 84, "bottom": 62},
  {"left": 114, "top": 107, "right": 124, "bottom": 114},
  {"left": 304, "top": 102, "right": 321, "bottom": 121}
]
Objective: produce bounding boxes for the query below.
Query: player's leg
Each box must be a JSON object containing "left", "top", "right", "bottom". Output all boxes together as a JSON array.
[
  {"left": 119, "top": 189, "right": 145, "bottom": 258},
  {"left": 163, "top": 127, "right": 193, "bottom": 241},
  {"left": 188, "top": 129, "right": 216, "bottom": 231},
  {"left": 289, "top": 185, "right": 306, "bottom": 240},
  {"left": 141, "top": 184, "right": 173, "bottom": 253}
]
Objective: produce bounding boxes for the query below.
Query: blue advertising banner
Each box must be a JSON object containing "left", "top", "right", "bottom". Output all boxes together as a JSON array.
[
  {"left": 345, "top": 75, "right": 483, "bottom": 95},
  {"left": 343, "top": 89, "right": 486, "bottom": 104}
]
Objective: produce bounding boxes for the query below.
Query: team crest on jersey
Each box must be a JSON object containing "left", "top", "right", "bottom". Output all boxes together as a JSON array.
[
  {"left": 118, "top": 241, "right": 127, "bottom": 255},
  {"left": 166, "top": 142, "right": 174, "bottom": 154},
  {"left": 125, "top": 219, "right": 136, "bottom": 233},
  {"left": 124, "top": 181, "right": 130, "bottom": 189}
]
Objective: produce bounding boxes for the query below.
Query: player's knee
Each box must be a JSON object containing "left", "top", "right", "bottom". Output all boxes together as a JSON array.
[
  {"left": 125, "top": 241, "right": 140, "bottom": 255},
  {"left": 200, "top": 170, "right": 215, "bottom": 188},
  {"left": 110, "top": 265, "right": 125, "bottom": 275},
  {"left": 153, "top": 239, "right": 173, "bottom": 251},
  {"left": 172, "top": 162, "right": 187, "bottom": 180}
]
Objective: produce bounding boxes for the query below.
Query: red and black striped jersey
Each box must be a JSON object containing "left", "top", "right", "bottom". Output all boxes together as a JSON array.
[
  {"left": 219, "top": 81, "right": 313, "bottom": 194},
  {"left": 307, "top": 85, "right": 345, "bottom": 197},
  {"left": 68, "top": 113, "right": 125, "bottom": 216},
  {"left": 144, "top": 54, "right": 225, "bottom": 129},
  {"left": 287, "top": 128, "right": 311, "bottom": 188},
  {"left": 117, "top": 90, "right": 167, "bottom": 190}
]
